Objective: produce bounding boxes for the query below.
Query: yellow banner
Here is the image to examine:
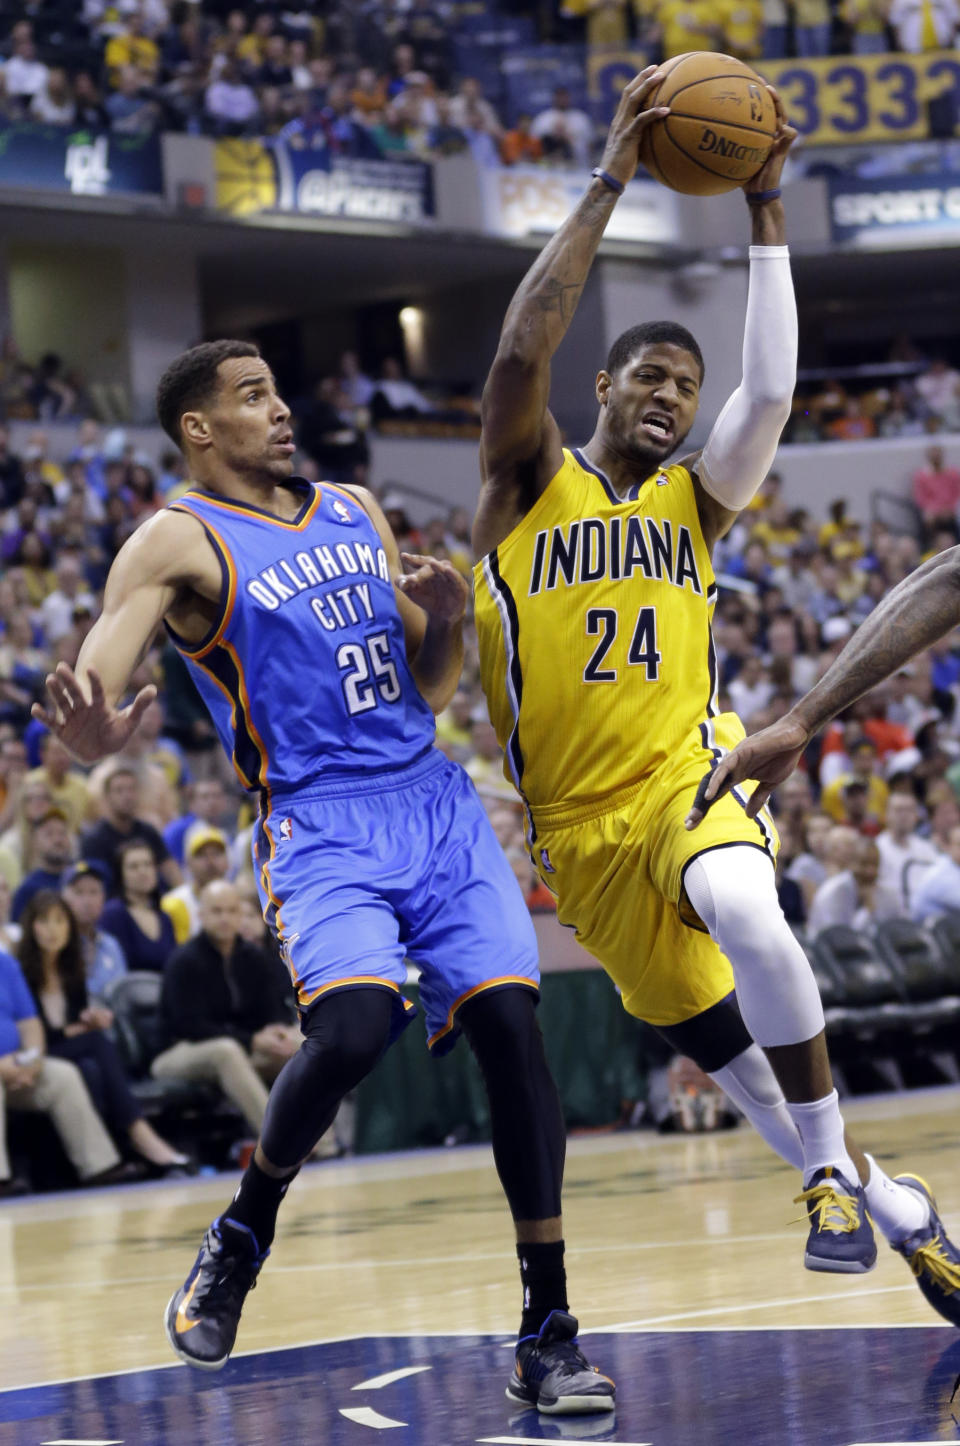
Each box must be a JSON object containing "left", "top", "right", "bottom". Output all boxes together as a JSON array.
[{"left": 760, "top": 49, "right": 960, "bottom": 147}]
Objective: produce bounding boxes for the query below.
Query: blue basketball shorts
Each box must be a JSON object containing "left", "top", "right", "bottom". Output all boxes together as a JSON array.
[{"left": 253, "top": 748, "right": 540, "bottom": 1055}]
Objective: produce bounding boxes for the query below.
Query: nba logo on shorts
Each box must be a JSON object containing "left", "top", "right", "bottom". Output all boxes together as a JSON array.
[
  {"left": 279, "top": 817, "right": 293, "bottom": 842},
  {"left": 332, "top": 499, "right": 352, "bottom": 524}
]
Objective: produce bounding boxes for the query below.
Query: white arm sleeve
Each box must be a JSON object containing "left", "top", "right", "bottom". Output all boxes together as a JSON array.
[{"left": 697, "top": 244, "right": 797, "bottom": 512}]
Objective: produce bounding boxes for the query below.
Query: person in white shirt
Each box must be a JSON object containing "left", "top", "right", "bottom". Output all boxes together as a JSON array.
[
  {"left": 915, "top": 358, "right": 960, "bottom": 419},
  {"left": 205, "top": 61, "right": 259, "bottom": 131},
  {"left": 448, "top": 77, "right": 503, "bottom": 140},
  {"left": 30, "top": 68, "right": 76, "bottom": 125},
  {"left": 887, "top": 0, "right": 959, "bottom": 51},
  {"left": 728, "top": 654, "right": 774, "bottom": 723},
  {"left": 785, "top": 810, "right": 832, "bottom": 913},
  {"left": 808, "top": 836, "right": 905, "bottom": 935},
  {"left": 372, "top": 357, "right": 435, "bottom": 418},
  {"left": 876, "top": 792, "right": 940, "bottom": 915},
  {"left": 41, "top": 555, "right": 96, "bottom": 646},
  {"left": 4, "top": 35, "right": 49, "bottom": 106},
  {"left": 531, "top": 87, "right": 594, "bottom": 167},
  {"left": 910, "top": 823, "right": 960, "bottom": 921}
]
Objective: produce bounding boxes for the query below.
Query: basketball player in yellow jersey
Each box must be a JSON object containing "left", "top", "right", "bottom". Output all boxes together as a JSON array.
[{"left": 474, "top": 66, "right": 959, "bottom": 1318}]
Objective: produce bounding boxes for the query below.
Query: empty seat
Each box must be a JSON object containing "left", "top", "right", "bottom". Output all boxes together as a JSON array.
[
  {"left": 812, "top": 926, "right": 905, "bottom": 1009},
  {"left": 873, "top": 919, "right": 960, "bottom": 1003}
]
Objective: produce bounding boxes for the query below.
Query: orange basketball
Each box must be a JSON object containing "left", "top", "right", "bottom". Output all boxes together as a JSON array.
[{"left": 637, "top": 52, "right": 777, "bottom": 196}]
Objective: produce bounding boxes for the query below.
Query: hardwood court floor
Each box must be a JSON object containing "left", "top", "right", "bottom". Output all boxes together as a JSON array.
[{"left": 1, "top": 1085, "right": 957, "bottom": 1398}]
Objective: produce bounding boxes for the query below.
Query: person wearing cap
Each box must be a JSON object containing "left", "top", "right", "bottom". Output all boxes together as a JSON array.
[
  {"left": 161, "top": 825, "right": 231, "bottom": 945},
  {"left": 61, "top": 861, "right": 128, "bottom": 1002},
  {"left": 11, "top": 806, "right": 74, "bottom": 923}
]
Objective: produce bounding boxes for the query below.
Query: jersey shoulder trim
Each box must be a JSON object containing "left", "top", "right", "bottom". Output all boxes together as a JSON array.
[
  {"left": 472, "top": 448, "right": 584, "bottom": 580},
  {"left": 172, "top": 481, "right": 323, "bottom": 532},
  {"left": 165, "top": 506, "right": 237, "bottom": 660}
]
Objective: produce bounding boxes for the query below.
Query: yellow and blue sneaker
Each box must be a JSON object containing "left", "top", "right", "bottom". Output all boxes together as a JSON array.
[
  {"left": 507, "top": 1311, "right": 616, "bottom": 1416},
  {"left": 164, "top": 1219, "right": 267, "bottom": 1370},
  {"left": 795, "top": 1166, "right": 877, "bottom": 1274},
  {"left": 891, "top": 1175, "right": 960, "bottom": 1327}
]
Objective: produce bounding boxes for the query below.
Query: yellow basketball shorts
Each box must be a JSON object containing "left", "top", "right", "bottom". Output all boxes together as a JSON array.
[{"left": 529, "top": 713, "right": 779, "bottom": 1028}]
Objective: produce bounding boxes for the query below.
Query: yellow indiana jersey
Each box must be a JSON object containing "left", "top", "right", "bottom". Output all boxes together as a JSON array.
[{"left": 474, "top": 447, "right": 719, "bottom": 823}]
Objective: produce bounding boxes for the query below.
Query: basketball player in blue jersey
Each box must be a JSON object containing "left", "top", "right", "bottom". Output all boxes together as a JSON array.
[
  {"left": 32, "top": 340, "right": 615, "bottom": 1414},
  {"left": 473, "top": 65, "right": 960, "bottom": 1327}
]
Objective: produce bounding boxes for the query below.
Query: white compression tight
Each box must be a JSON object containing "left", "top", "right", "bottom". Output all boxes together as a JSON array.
[
  {"left": 683, "top": 845, "right": 825, "bottom": 1048},
  {"left": 709, "top": 1043, "right": 804, "bottom": 1170}
]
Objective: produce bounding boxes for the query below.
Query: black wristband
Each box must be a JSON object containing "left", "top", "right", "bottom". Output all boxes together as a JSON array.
[
  {"left": 745, "top": 187, "right": 782, "bottom": 206},
  {"left": 591, "top": 167, "right": 625, "bottom": 196}
]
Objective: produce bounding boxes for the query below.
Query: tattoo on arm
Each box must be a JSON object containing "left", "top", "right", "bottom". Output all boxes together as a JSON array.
[{"left": 792, "top": 549, "right": 960, "bottom": 735}]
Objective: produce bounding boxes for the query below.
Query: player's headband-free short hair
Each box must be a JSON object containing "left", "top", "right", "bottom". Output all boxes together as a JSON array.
[
  {"left": 156, "top": 339, "right": 261, "bottom": 447},
  {"left": 606, "top": 322, "right": 705, "bottom": 383}
]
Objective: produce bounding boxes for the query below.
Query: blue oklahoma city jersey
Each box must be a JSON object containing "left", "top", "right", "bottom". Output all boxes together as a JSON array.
[{"left": 166, "top": 479, "right": 436, "bottom": 794}]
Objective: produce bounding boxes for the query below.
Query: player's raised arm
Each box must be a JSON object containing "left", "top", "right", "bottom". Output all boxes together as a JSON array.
[
  {"left": 689, "top": 88, "right": 798, "bottom": 550},
  {"left": 475, "top": 67, "right": 670, "bottom": 551},
  {"left": 32, "top": 509, "right": 213, "bottom": 764},
  {"left": 685, "top": 544, "right": 960, "bottom": 828}
]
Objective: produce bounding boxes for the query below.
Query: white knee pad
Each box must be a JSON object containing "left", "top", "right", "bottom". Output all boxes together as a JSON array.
[{"left": 683, "top": 846, "right": 825, "bottom": 1048}]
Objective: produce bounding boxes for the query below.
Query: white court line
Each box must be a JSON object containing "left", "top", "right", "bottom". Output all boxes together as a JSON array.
[
  {"left": 0, "top": 1231, "right": 858, "bottom": 1297},
  {"left": 477, "top": 1440, "right": 650, "bottom": 1446},
  {"left": 339, "top": 1406, "right": 406, "bottom": 1429},
  {"left": 352, "top": 1365, "right": 432, "bottom": 1390},
  {"left": 2, "top": 1316, "right": 948, "bottom": 1398},
  {"left": 599, "top": 1282, "right": 919, "bottom": 1330},
  {"left": 40, "top": 1440, "right": 124, "bottom": 1445}
]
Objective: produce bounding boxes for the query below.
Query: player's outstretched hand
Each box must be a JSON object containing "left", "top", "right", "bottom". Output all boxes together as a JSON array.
[
  {"left": 31, "top": 663, "right": 157, "bottom": 765},
  {"left": 598, "top": 65, "right": 671, "bottom": 189},
  {"left": 743, "top": 86, "right": 798, "bottom": 197},
  {"left": 396, "top": 553, "right": 469, "bottom": 624},
  {"left": 684, "top": 714, "right": 810, "bottom": 830}
]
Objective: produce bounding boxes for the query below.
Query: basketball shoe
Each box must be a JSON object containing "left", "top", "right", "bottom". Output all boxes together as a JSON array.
[
  {"left": 795, "top": 1166, "right": 877, "bottom": 1273},
  {"left": 507, "top": 1311, "right": 616, "bottom": 1415},
  {"left": 889, "top": 1174, "right": 960, "bottom": 1326},
  {"left": 164, "top": 1218, "right": 267, "bottom": 1369}
]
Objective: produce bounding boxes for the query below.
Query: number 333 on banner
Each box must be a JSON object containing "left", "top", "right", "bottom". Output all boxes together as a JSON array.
[{"left": 762, "top": 49, "right": 960, "bottom": 146}]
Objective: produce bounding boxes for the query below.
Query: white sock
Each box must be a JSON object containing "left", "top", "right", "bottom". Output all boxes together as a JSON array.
[
  {"left": 863, "top": 1156, "right": 929, "bottom": 1242},
  {"left": 785, "top": 1090, "right": 858, "bottom": 1186},
  {"left": 709, "top": 1045, "right": 804, "bottom": 1171}
]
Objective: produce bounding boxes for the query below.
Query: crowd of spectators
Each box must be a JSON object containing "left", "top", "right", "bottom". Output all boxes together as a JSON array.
[
  {"left": 561, "top": 0, "right": 960, "bottom": 59},
  {"left": 1, "top": 1, "right": 957, "bottom": 177},
  {"left": 788, "top": 351, "right": 960, "bottom": 444},
  {"left": 0, "top": 395, "right": 959, "bottom": 1193}
]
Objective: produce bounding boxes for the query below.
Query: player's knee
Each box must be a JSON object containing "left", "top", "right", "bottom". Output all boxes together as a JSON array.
[
  {"left": 460, "top": 986, "right": 541, "bottom": 1073},
  {"left": 300, "top": 989, "right": 393, "bottom": 1088}
]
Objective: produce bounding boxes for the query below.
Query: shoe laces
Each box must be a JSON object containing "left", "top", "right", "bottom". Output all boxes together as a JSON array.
[
  {"left": 908, "top": 1235, "right": 960, "bottom": 1295},
  {"left": 196, "top": 1240, "right": 261, "bottom": 1319},
  {"left": 793, "top": 1182, "right": 861, "bottom": 1235},
  {"left": 532, "top": 1336, "right": 595, "bottom": 1380}
]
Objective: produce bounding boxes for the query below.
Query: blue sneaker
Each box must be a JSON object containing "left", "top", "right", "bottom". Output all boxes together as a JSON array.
[
  {"left": 890, "top": 1174, "right": 960, "bottom": 1327},
  {"left": 507, "top": 1311, "right": 615, "bottom": 1415},
  {"left": 164, "top": 1219, "right": 268, "bottom": 1370},
  {"left": 795, "top": 1166, "right": 877, "bottom": 1274}
]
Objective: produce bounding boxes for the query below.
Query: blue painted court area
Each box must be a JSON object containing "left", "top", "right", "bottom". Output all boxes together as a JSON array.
[{"left": 1, "top": 1328, "right": 959, "bottom": 1445}]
